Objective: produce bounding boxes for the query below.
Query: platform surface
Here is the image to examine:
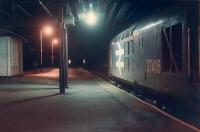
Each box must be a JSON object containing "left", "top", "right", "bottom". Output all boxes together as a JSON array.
[{"left": 0, "top": 68, "right": 198, "bottom": 132}]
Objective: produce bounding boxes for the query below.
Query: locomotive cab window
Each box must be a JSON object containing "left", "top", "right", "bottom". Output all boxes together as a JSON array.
[{"left": 161, "top": 23, "right": 183, "bottom": 73}]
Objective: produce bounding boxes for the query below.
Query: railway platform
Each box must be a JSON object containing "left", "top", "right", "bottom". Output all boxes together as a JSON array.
[{"left": 0, "top": 68, "right": 198, "bottom": 132}]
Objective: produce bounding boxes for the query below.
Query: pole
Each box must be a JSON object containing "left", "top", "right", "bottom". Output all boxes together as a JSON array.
[
  {"left": 51, "top": 41, "right": 54, "bottom": 65},
  {"left": 188, "top": 28, "right": 191, "bottom": 79},
  {"left": 40, "top": 30, "right": 43, "bottom": 72},
  {"left": 59, "top": 7, "right": 65, "bottom": 94},
  {"left": 65, "top": 27, "right": 68, "bottom": 88},
  {"left": 63, "top": 25, "right": 67, "bottom": 88}
]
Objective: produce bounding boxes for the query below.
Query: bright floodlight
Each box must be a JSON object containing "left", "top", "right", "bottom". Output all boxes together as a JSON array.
[{"left": 84, "top": 11, "right": 97, "bottom": 26}]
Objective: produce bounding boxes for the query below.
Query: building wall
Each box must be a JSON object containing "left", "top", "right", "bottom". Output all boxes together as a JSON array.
[
  {"left": 0, "top": 37, "right": 8, "bottom": 76},
  {"left": 9, "top": 37, "right": 23, "bottom": 76},
  {"left": 0, "top": 36, "right": 23, "bottom": 76}
]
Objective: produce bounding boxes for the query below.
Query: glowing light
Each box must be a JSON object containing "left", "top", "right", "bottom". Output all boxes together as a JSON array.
[
  {"left": 68, "top": 59, "right": 71, "bottom": 64},
  {"left": 89, "top": 3, "right": 93, "bottom": 9},
  {"left": 140, "top": 20, "right": 163, "bottom": 31},
  {"left": 83, "top": 59, "right": 86, "bottom": 64},
  {"left": 52, "top": 38, "right": 58, "bottom": 45},
  {"left": 43, "top": 25, "right": 53, "bottom": 35},
  {"left": 84, "top": 11, "right": 97, "bottom": 26}
]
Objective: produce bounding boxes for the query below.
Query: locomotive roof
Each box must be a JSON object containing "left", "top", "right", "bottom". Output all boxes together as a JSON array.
[{"left": 112, "top": 5, "right": 186, "bottom": 43}]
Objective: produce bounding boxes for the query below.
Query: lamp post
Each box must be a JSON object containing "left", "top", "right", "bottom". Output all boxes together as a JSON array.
[
  {"left": 40, "top": 30, "right": 43, "bottom": 72},
  {"left": 40, "top": 25, "right": 53, "bottom": 72},
  {"left": 51, "top": 38, "right": 58, "bottom": 66},
  {"left": 59, "top": 6, "right": 98, "bottom": 94}
]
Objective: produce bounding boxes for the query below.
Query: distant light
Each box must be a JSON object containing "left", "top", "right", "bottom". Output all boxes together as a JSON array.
[
  {"left": 84, "top": 11, "right": 97, "bottom": 26},
  {"left": 89, "top": 3, "right": 93, "bottom": 9},
  {"left": 52, "top": 38, "right": 58, "bottom": 45},
  {"left": 68, "top": 59, "right": 71, "bottom": 64},
  {"left": 83, "top": 59, "right": 86, "bottom": 64}
]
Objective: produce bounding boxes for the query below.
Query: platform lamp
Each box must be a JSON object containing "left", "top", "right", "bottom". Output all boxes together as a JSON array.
[
  {"left": 59, "top": 4, "right": 98, "bottom": 94},
  {"left": 40, "top": 25, "right": 53, "bottom": 72}
]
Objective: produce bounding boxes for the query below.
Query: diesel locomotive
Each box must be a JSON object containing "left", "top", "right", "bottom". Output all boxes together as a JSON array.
[{"left": 109, "top": 2, "right": 200, "bottom": 101}]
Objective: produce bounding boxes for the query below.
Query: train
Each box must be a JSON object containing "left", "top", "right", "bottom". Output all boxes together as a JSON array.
[{"left": 108, "top": 2, "right": 200, "bottom": 102}]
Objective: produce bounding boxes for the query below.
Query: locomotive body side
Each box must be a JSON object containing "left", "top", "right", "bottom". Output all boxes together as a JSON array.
[{"left": 109, "top": 3, "right": 200, "bottom": 99}]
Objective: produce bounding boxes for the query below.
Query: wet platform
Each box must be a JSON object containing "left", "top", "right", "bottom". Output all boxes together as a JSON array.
[{"left": 0, "top": 68, "right": 198, "bottom": 132}]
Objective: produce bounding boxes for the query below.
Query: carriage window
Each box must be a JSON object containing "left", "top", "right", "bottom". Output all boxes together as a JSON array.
[{"left": 162, "top": 23, "right": 182, "bottom": 73}]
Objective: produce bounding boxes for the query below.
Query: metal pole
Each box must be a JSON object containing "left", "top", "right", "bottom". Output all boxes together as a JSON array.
[
  {"left": 63, "top": 25, "right": 67, "bottom": 88},
  {"left": 40, "top": 30, "right": 43, "bottom": 72},
  {"left": 59, "top": 7, "right": 65, "bottom": 94},
  {"left": 188, "top": 28, "right": 191, "bottom": 79},
  {"left": 65, "top": 27, "right": 69, "bottom": 88},
  {"left": 51, "top": 41, "right": 54, "bottom": 65}
]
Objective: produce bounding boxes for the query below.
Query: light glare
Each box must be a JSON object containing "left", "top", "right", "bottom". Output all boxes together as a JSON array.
[
  {"left": 68, "top": 59, "right": 71, "bottom": 64},
  {"left": 52, "top": 39, "right": 58, "bottom": 44},
  {"left": 83, "top": 59, "right": 86, "bottom": 64},
  {"left": 43, "top": 25, "right": 53, "bottom": 35},
  {"left": 85, "top": 11, "right": 97, "bottom": 26}
]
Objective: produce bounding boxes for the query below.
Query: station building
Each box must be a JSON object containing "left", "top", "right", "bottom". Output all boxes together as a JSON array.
[{"left": 0, "top": 31, "right": 25, "bottom": 76}]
